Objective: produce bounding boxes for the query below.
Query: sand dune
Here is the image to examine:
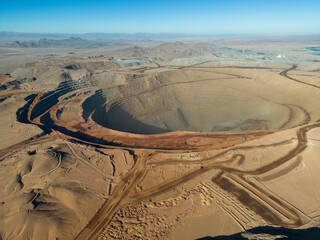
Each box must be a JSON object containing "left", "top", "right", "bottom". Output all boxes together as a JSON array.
[{"left": 0, "top": 39, "right": 320, "bottom": 239}]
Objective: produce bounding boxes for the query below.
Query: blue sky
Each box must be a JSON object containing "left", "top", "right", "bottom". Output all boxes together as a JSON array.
[{"left": 0, "top": 0, "right": 319, "bottom": 35}]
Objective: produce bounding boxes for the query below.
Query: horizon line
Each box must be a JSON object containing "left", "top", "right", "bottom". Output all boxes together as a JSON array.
[{"left": 1, "top": 31, "right": 320, "bottom": 37}]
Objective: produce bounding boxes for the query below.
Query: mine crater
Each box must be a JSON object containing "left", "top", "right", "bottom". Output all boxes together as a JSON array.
[{"left": 80, "top": 69, "right": 306, "bottom": 135}]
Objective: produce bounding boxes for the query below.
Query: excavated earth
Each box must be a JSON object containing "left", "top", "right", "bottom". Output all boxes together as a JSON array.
[
  {"left": 85, "top": 69, "right": 314, "bottom": 134},
  {"left": 1, "top": 41, "right": 320, "bottom": 240},
  {"left": 34, "top": 62, "right": 320, "bottom": 150}
]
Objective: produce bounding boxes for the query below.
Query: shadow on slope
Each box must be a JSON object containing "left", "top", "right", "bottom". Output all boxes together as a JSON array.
[
  {"left": 91, "top": 104, "right": 169, "bottom": 134},
  {"left": 197, "top": 226, "right": 320, "bottom": 240}
]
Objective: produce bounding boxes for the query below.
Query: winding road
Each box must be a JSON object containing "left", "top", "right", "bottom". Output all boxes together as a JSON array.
[{"left": 1, "top": 62, "right": 319, "bottom": 239}]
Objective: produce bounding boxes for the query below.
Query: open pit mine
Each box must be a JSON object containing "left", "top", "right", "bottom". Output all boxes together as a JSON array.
[{"left": 0, "top": 40, "right": 320, "bottom": 240}]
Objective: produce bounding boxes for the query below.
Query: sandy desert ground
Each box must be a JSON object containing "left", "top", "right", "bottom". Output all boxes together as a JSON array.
[{"left": 0, "top": 36, "right": 320, "bottom": 239}]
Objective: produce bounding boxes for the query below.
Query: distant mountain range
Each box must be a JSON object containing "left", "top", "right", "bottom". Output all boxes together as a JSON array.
[
  {"left": 0, "top": 31, "right": 287, "bottom": 41},
  {"left": 1, "top": 31, "right": 319, "bottom": 47},
  {"left": 10, "top": 37, "right": 86, "bottom": 48},
  {"left": 4, "top": 36, "right": 142, "bottom": 48}
]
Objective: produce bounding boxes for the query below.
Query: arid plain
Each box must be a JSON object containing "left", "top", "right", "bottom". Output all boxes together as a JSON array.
[{"left": 0, "top": 35, "right": 320, "bottom": 239}]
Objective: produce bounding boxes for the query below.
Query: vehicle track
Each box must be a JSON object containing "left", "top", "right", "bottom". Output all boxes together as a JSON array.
[
  {"left": 2, "top": 62, "right": 320, "bottom": 239},
  {"left": 74, "top": 152, "right": 150, "bottom": 240},
  {"left": 280, "top": 65, "right": 320, "bottom": 89}
]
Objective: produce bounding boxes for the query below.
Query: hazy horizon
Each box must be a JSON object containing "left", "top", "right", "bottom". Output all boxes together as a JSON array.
[{"left": 1, "top": 30, "right": 320, "bottom": 37}]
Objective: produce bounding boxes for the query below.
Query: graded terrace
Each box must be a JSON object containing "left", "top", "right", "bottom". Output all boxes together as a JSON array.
[{"left": 0, "top": 38, "right": 320, "bottom": 240}]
